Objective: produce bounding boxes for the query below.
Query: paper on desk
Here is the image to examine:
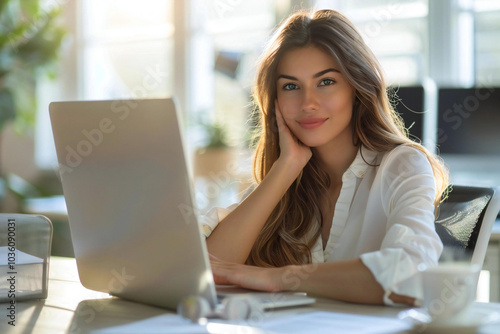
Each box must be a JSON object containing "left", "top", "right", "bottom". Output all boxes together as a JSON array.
[
  {"left": 78, "top": 310, "right": 410, "bottom": 334},
  {"left": 260, "top": 311, "right": 412, "bottom": 334},
  {"left": 90, "top": 314, "right": 266, "bottom": 334}
]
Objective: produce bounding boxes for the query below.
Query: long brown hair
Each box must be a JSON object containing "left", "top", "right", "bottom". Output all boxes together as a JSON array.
[{"left": 248, "top": 9, "right": 448, "bottom": 267}]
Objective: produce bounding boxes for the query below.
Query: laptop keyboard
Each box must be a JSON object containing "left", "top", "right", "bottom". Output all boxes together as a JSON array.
[{"left": 216, "top": 288, "right": 315, "bottom": 310}]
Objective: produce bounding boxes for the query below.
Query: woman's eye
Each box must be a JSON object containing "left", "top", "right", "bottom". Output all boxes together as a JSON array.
[
  {"left": 319, "top": 79, "right": 335, "bottom": 86},
  {"left": 283, "top": 83, "right": 298, "bottom": 90}
]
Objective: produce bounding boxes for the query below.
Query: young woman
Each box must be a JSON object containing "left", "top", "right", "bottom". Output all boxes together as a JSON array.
[{"left": 202, "top": 9, "right": 448, "bottom": 306}]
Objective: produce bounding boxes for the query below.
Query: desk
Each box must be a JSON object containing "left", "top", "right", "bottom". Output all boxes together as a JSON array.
[{"left": 2, "top": 257, "right": 500, "bottom": 333}]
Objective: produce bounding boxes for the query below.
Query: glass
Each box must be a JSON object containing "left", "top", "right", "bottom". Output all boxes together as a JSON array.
[{"left": 0, "top": 214, "right": 52, "bottom": 302}]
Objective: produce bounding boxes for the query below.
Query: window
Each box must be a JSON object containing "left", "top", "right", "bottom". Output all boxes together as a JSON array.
[
  {"left": 36, "top": 0, "right": 276, "bottom": 210},
  {"left": 474, "top": 0, "right": 500, "bottom": 85},
  {"left": 80, "top": 0, "right": 174, "bottom": 100},
  {"left": 315, "top": 0, "right": 429, "bottom": 85},
  {"left": 189, "top": 0, "right": 276, "bottom": 210},
  {"left": 36, "top": 0, "right": 174, "bottom": 169},
  {"left": 36, "top": 0, "right": 499, "bottom": 178},
  {"left": 198, "top": 0, "right": 276, "bottom": 146}
]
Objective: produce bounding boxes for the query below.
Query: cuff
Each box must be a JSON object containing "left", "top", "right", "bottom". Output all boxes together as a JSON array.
[{"left": 360, "top": 249, "right": 423, "bottom": 306}]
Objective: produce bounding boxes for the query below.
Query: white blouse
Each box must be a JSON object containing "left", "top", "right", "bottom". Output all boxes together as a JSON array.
[{"left": 199, "top": 145, "right": 443, "bottom": 305}]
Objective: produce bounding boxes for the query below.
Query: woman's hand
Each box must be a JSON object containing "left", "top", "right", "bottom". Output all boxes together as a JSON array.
[
  {"left": 210, "top": 254, "right": 284, "bottom": 292},
  {"left": 274, "top": 101, "right": 312, "bottom": 175},
  {"left": 204, "top": 103, "right": 314, "bottom": 264}
]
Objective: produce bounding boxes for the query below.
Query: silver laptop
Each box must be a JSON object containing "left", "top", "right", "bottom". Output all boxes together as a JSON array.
[{"left": 49, "top": 98, "right": 315, "bottom": 311}]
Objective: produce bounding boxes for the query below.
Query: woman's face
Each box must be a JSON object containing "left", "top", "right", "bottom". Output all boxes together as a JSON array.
[{"left": 276, "top": 45, "right": 355, "bottom": 150}]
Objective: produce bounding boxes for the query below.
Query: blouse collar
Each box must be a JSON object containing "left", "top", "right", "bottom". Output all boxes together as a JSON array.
[{"left": 344, "top": 146, "right": 379, "bottom": 180}]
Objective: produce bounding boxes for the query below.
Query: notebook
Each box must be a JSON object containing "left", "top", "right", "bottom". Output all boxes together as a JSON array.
[{"left": 49, "top": 98, "right": 315, "bottom": 311}]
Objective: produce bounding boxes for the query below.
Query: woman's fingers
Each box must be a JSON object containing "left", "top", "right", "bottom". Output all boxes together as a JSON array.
[
  {"left": 274, "top": 100, "right": 312, "bottom": 170},
  {"left": 209, "top": 253, "right": 284, "bottom": 292},
  {"left": 275, "top": 100, "right": 296, "bottom": 146},
  {"left": 209, "top": 253, "right": 221, "bottom": 262},
  {"left": 274, "top": 101, "right": 287, "bottom": 134},
  {"left": 275, "top": 101, "right": 296, "bottom": 142},
  {"left": 209, "top": 254, "right": 238, "bottom": 285},
  {"left": 210, "top": 253, "right": 246, "bottom": 286}
]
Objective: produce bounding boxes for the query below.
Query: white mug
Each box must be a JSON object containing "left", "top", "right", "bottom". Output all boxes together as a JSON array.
[{"left": 420, "top": 262, "right": 480, "bottom": 323}]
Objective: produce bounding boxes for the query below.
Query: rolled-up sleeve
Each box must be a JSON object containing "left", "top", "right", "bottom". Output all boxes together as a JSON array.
[
  {"left": 198, "top": 205, "right": 237, "bottom": 238},
  {"left": 198, "top": 185, "right": 255, "bottom": 238},
  {"left": 360, "top": 146, "right": 443, "bottom": 305}
]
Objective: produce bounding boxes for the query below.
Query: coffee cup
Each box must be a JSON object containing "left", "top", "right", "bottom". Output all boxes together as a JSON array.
[{"left": 420, "top": 262, "right": 480, "bottom": 324}]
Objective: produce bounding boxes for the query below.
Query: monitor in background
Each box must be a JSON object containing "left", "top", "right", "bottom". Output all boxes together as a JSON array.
[
  {"left": 437, "top": 87, "right": 500, "bottom": 155},
  {"left": 390, "top": 85, "right": 425, "bottom": 143},
  {"left": 437, "top": 87, "right": 500, "bottom": 187}
]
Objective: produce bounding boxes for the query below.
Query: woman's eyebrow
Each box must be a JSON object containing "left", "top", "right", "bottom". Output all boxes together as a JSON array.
[
  {"left": 313, "top": 68, "right": 340, "bottom": 78},
  {"left": 277, "top": 68, "right": 340, "bottom": 81},
  {"left": 277, "top": 74, "right": 297, "bottom": 81}
]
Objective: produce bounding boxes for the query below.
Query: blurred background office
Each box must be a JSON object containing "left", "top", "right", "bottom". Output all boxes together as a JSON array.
[{"left": 0, "top": 0, "right": 499, "bottom": 228}]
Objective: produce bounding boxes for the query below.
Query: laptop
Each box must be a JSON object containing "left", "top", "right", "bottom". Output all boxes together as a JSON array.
[{"left": 49, "top": 98, "right": 315, "bottom": 311}]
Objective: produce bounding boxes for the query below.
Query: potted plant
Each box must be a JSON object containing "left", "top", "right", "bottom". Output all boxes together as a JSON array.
[
  {"left": 193, "top": 121, "right": 237, "bottom": 178},
  {"left": 0, "top": 0, "right": 66, "bottom": 209}
]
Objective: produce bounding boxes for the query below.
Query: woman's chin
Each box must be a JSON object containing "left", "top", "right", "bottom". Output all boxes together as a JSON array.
[{"left": 299, "top": 139, "right": 326, "bottom": 148}]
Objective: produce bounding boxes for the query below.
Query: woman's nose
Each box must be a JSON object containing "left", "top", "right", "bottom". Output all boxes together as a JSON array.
[{"left": 302, "top": 88, "right": 320, "bottom": 112}]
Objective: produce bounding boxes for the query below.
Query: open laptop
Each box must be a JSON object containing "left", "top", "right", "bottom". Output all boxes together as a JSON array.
[{"left": 49, "top": 98, "right": 315, "bottom": 311}]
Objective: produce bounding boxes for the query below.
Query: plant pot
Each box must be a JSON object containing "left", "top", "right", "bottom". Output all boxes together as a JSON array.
[{"left": 193, "top": 147, "right": 237, "bottom": 178}]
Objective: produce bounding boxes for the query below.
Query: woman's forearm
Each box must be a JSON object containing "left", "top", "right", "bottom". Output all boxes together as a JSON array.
[
  {"left": 206, "top": 159, "right": 299, "bottom": 263},
  {"left": 211, "top": 256, "right": 416, "bottom": 305},
  {"left": 282, "top": 259, "right": 385, "bottom": 305}
]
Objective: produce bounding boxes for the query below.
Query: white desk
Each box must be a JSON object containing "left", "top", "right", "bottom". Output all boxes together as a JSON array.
[{"left": 3, "top": 257, "right": 500, "bottom": 333}]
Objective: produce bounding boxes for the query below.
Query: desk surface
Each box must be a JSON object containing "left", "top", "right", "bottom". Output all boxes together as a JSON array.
[{"left": 2, "top": 257, "right": 500, "bottom": 333}]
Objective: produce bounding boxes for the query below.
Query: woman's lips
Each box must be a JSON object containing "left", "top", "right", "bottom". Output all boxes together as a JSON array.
[{"left": 297, "top": 118, "right": 328, "bottom": 129}]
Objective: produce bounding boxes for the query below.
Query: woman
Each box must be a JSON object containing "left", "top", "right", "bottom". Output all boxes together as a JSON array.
[{"left": 202, "top": 9, "right": 448, "bottom": 306}]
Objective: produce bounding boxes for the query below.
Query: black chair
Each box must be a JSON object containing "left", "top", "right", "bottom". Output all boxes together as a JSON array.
[{"left": 435, "top": 185, "right": 500, "bottom": 268}]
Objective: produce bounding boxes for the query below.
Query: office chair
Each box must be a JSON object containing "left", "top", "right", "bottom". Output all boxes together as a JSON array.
[{"left": 435, "top": 185, "right": 500, "bottom": 268}]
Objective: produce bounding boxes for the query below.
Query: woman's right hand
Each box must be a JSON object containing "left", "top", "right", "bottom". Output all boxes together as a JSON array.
[
  {"left": 210, "top": 254, "right": 284, "bottom": 292},
  {"left": 274, "top": 101, "right": 312, "bottom": 176},
  {"left": 205, "top": 102, "right": 312, "bottom": 263}
]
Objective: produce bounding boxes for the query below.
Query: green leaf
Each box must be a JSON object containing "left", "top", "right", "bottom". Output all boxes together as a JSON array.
[
  {"left": 204, "top": 122, "right": 230, "bottom": 148},
  {"left": 19, "top": 0, "right": 40, "bottom": 18},
  {"left": 17, "top": 10, "right": 66, "bottom": 69},
  {"left": 0, "top": 1, "right": 9, "bottom": 15},
  {"left": 0, "top": 0, "right": 66, "bottom": 134}
]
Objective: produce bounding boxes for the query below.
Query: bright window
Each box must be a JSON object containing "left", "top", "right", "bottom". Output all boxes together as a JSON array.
[
  {"left": 36, "top": 0, "right": 174, "bottom": 169},
  {"left": 315, "top": 0, "right": 429, "bottom": 85},
  {"left": 474, "top": 0, "right": 500, "bottom": 85},
  {"left": 80, "top": 0, "right": 174, "bottom": 100}
]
